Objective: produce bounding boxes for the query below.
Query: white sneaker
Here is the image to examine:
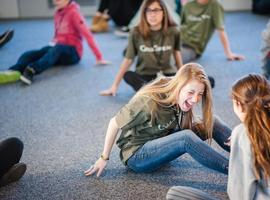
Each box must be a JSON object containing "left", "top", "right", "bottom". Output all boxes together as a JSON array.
[{"left": 114, "top": 26, "right": 130, "bottom": 38}]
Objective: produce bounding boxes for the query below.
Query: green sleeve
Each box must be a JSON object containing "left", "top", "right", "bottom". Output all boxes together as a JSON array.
[
  {"left": 125, "top": 29, "right": 138, "bottom": 60},
  {"left": 212, "top": 1, "right": 225, "bottom": 30},
  {"left": 115, "top": 96, "right": 151, "bottom": 130}
]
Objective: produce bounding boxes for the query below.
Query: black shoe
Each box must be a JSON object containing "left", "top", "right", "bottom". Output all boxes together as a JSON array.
[
  {"left": 0, "top": 29, "right": 14, "bottom": 48},
  {"left": 20, "top": 67, "right": 35, "bottom": 85},
  {"left": 0, "top": 163, "right": 27, "bottom": 187},
  {"left": 208, "top": 76, "right": 215, "bottom": 88}
]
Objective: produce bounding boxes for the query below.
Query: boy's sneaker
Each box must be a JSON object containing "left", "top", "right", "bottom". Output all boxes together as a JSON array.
[
  {"left": 114, "top": 26, "right": 130, "bottom": 38},
  {"left": 20, "top": 67, "right": 35, "bottom": 85},
  {"left": 0, "top": 29, "right": 14, "bottom": 48},
  {"left": 0, "top": 70, "right": 21, "bottom": 84},
  {"left": 0, "top": 162, "right": 27, "bottom": 187}
]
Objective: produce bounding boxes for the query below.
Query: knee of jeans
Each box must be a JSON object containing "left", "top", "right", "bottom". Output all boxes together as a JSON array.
[
  {"left": 171, "top": 130, "right": 198, "bottom": 148},
  {"left": 50, "top": 45, "right": 68, "bottom": 55},
  {"left": 181, "top": 129, "right": 197, "bottom": 139},
  {"left": 180, "top": 129, "right": 201, "bottom": 147}
]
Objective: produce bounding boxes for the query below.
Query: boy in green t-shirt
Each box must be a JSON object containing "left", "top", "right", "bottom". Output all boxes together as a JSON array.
[{"left": 180, "top": 0, "right": 245, "bottom": 63}]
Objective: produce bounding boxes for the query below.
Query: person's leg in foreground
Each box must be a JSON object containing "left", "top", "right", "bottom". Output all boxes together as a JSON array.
[{"left": 0, "top": 137, "right": 26, "bottom": 187}]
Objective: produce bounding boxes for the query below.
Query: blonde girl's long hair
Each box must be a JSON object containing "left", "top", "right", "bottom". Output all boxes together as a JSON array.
[
  {"left": 136, "top": 63, "right": 213, "bottom": 140},
  {"left": 136, "top": 0, "right": 177, "bottom": 39},
  {"left": 231, "top": 74, "right": 270, "bottom": 180}
]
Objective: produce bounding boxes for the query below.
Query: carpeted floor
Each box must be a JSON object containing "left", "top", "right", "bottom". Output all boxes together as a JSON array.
[{"left": 0, "top": 12, "right": 269, "bottom": 200}]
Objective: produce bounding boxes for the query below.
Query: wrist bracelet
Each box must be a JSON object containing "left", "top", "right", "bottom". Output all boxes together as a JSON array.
[{"left": 100, "top": 154, "right": 109, "bottom": 161}]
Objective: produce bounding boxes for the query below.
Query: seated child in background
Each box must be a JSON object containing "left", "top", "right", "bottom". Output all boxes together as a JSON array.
[
  {"left": 0, "top": 0, "right": 109, "bottom": 85},
  {"left": 99, "top": 0, "right": 184, "bottom": 96},
  {"left": 180, "top": 0, "right": 245, "bottom": 63}
]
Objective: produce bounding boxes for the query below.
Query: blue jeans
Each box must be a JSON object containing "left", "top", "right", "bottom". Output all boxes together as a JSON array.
[
  {"left": 127, "top": 117, "right": 231, "bottom": 174},
  {"left": 9, "top": 44, "right": 80, "bottom": 74}
]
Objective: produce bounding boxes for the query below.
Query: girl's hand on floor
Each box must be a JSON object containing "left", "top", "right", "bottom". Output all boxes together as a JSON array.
[
  {"left": 227, "top": 53, "right": 245, "bottom": 61},
  {"left": 84, "top": 158, "right": 107, "bottom": 177},
  {"left": 96, "top": 59, "right": 111, "bottom": 66},
  {"left": 99, "top": 87, "right": 117, "bottom": 96}
]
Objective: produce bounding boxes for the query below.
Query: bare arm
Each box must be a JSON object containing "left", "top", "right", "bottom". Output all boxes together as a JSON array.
[
  {"left": 174, "top": 50, "right": 183, "bottom": 69},
  {"left": 100, "top": 58, "right": 133, "bottom": 96},
  {"left": 101, "top": 117, "right": 119, "bottom": 159},
  {"left": 217, "top": 29, "right": 245, "bottom": 61},
  {"left": 84, "top": 117, "right": 119, "bottom": 177},
  {"left": 72, "top": 11, "right": 110, "bottom": 65}
]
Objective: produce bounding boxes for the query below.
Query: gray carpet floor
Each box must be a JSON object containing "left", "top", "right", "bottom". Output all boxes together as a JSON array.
[{"left": 0, "top": 12, "right": 269, "bottom": 200}]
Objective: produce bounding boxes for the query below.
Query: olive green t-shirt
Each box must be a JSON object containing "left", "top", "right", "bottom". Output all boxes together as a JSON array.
[
  {"left": 125, "top": 27, "right": 181, "bottom": 75},
  {"left": 180, "top": 0, "right": 224, "bottom": 55},
  {"left": 115, "top": 95, "right": 182, "bottom": 164}
]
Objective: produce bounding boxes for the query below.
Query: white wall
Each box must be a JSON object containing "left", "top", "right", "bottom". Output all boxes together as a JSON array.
[
  {"left": 0, "top": 0, "right": 97, "bottom": 19},
  {"left": 0, "top": 0, "right": 19, "bottom": 18},
  {"left": 220, "top": 0, "right": 252, "bottom": 11},
  {"left": 18, "top": 0, "right": 96, "bottom": 18},
  {"left": 159, "top": 0, "right": 252, "bottom": 12},
  {"left": 0, "top": 0, "right": 253, "bottom": 19},
  {"left": 18, "top": 0, "right": 54, "bottom": 18}
]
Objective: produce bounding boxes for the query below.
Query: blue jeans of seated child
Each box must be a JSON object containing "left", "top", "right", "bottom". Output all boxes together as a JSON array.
[
  {"left": 127, "top": 118, "right": 231, "bottom": 174},
  {"left": 9, "top": 45, "right": 80, "bottom": 74}
]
